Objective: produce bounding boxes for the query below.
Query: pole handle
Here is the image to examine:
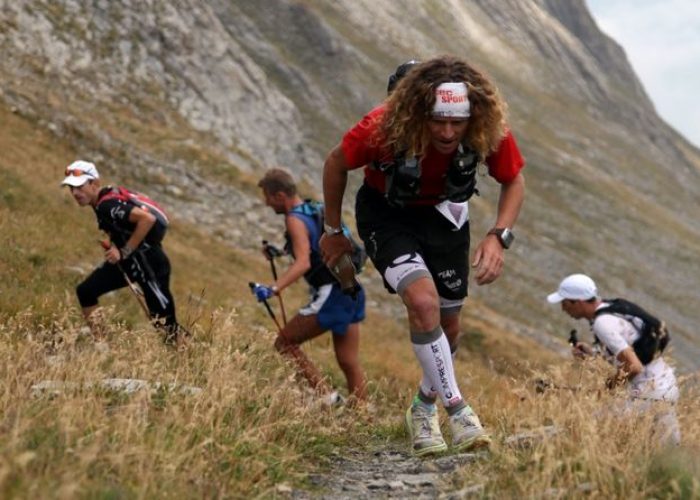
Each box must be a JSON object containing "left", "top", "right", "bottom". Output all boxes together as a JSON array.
[
  {"left": 250, "top": 282, "right": 282, "bottom": 331},
  {"left": 568, "top": 329, "right": 578, "bottom": 346}
]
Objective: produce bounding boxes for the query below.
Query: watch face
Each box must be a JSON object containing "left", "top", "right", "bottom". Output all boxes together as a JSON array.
[
  {"left": 501, "top": 228, "right": 514, "bottom": 249},
  {"left": 324, "top": 223, "right": 343, "bottom": 235}
]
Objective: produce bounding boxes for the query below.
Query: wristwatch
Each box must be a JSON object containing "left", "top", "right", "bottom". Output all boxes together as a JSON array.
[
  {"left": 120, "top": 244, "right": 135, "bottom": 259},
  {"left": 487, "top": 227, "right": 515, "bottom": 249},
  {"left": 323, "top": 223, "right": 344, "bottom": 236}
]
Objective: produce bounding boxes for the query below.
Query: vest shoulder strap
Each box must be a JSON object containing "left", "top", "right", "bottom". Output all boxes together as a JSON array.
[
  {"left": 594, "top": 298, "right": 660, "bottom": 330},
  {"left": 97, "top": 186, "right": 169, "bottom": 226}
]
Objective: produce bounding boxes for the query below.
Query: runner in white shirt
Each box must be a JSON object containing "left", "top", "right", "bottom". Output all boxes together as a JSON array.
[
  {"left": 547, "top": 273, "right": 680, "bottom": 445},
  {"left": 592, "top": 309, "right": 678, "bottom": 402}
]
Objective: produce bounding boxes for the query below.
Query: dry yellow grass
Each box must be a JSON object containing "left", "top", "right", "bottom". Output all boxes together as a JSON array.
[
  {"left": 0, "top": 306, "right": 367, "bottom": 497},
  {"left": 1, "top": 301, "right": 698, "bottom": 498}
]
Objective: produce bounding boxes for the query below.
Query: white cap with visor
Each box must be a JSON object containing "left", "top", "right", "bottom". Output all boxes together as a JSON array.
[
  {"left": 61, "top": 160, "right": 99, "bottom": 187},
  {"left": 547, "top": 274, "right": 598, "bottom": 303}
]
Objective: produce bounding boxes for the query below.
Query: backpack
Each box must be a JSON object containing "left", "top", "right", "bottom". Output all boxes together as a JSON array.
[
  {"left": 96, "top": 186, "right": 169, "bottom": 247},
  {"left": 593, "top": 298, "right": 670, "bottom": 365},
  {"left": 289, "top": 200, "right": 367, "bottom": 274},
  {"left": 97, "top": 186, "right": 170, "bottom": 228}
]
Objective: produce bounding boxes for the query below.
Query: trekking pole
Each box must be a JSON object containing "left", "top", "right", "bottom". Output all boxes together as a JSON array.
[
  {"left": 568, "top": 328, "right": 587, "bottom": 387},
  {"left": 98, "top": 240, "right": 151, "bottom": 320},
  {"left": 534, "top": 378, "right": 582, "bottom": 394},
  {"left": 262, "top": 239, "right": 287, "bottom": 325},
  {"left": 249, "top": 282, "right": 282, "bottom": 332}
]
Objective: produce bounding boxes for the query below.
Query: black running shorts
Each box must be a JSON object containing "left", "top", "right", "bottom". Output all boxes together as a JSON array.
[{"left": 355, "top": 184, "right": 470, "bottom": 301}]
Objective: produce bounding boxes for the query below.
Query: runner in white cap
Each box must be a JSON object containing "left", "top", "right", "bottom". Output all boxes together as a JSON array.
[
  {"left": 62, "top": 160, "right": 188, "bottom": 349},
  {"left": 548, "top": 273, "right": 680, "bottom": 445}
]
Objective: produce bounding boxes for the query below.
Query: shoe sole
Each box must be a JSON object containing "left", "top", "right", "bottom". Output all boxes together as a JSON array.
[
  {"left": 452, "top": 433, "right": 492, "bottom": 453},
  {"left": 405, "top": 408, "right": 448, "bottom": 457}
]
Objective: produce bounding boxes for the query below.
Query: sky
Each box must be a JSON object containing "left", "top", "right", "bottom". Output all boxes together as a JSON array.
[{"left": 586, "top": 0, "right": 700, "bottom": 147}]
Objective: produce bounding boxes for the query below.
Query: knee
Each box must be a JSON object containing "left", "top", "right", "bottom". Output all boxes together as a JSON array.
[{"left": 403, "top": 289, "right": 439, "bottom": 322}]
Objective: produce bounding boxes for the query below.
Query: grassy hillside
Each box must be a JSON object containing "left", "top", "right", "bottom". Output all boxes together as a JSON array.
[{"left": 2, "top": 104, "right": 699, "bottom": 497}]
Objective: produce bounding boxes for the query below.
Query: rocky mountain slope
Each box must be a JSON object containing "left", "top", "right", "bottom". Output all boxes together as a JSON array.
[{"left": 1, "top": 0, "right": 699, "bottom": 369}]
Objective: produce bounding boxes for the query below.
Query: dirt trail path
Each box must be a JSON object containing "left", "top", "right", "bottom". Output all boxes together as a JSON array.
[
  {"left": 287, "top": 447, "right": 486, "bottom": 499},
  {"left": 283, "top": 426, "right": 560, "bottom": 498}
]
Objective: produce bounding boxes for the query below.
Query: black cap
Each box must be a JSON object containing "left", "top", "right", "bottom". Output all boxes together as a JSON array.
[{"left": 387, "top": 60, "right": 420, "bottom": 94}]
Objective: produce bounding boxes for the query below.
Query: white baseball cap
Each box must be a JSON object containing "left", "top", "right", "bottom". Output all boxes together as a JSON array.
[
  {"left": 61, "top": 160, "right": 99, "bottom": 187},
  {"left": 547, "top": 274, "right": 598, "bottom": 303}
]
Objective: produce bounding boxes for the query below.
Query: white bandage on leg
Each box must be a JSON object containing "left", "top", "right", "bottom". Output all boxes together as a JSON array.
[
  {"left": 384, "top": 252, "right": 431, "bottom": 295},
  {"left": 411, "top": 326, "right": 463, "bottom": 408}
]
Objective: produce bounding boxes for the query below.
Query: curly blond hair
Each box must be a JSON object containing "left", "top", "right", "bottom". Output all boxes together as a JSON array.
[{"left": 377, "top": 55, "right": 508, "bottom": 158}]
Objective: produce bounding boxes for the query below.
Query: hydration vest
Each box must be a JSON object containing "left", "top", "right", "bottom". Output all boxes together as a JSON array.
[
  {"left": 372, "top": 144, "right": 480, "bottom": 207},
  {"left": 286, "top": 200, "right": 367, "bottom": 289},
  {"left": 593, "top": 298, "right": 670, "bottom": 365},
  {"left": 96, "top": 186, "right": 169, "bottom": 246}
]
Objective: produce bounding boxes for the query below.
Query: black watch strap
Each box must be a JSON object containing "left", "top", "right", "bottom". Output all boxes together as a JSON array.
[{"left": 487, "top": 227, "right": 514, "bottom": 249}]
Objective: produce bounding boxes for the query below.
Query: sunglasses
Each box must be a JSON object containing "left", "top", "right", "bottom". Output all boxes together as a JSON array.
[{"left": 65, "top": 168, "right": 95, "bottom": 178}]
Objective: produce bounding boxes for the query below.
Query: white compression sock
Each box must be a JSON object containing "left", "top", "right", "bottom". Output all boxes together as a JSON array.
[
  {"left": 419, "top": 347, "right": 457, "bottom": 400},
  {"left": 411, "top": 326, "right": 463, "bottom": 408}
]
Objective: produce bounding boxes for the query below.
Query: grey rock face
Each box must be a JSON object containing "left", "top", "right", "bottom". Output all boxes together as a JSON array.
[{"left": 1, "top": 1, "right": 311, "bottom": 168}]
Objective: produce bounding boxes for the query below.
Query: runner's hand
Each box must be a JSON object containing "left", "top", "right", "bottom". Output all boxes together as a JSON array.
[
  {"left": 251, "top": 284, "right": 275, "bottom": 302},
  {"left": 572, "top": 342, "right": 593, "bottom": 359},
  {"left": 471, "top": 236, "right": 504, "bottom": 285},
  {"left": 319, "top": 233, "right": 352, "bottom": 267},
  {"left": 104, "top": 245, "right": 121, "bottom": 264}
]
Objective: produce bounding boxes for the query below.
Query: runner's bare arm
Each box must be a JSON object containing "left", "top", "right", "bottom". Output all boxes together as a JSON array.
[
  {"left": 125, "top": 206, "right": 156, "bottom": 251},
  {"left": 273, "top": 216, "right": 312, "bottom": 292},
  {"left": 321, "top": 144, "right": 353, "bottom": 266},
  {"left": 615, "top": 346, "right": 643, "bottom": 380},
  {"left": 472, "top": 172, "right": 525, "bottom": 285},
  {"left": 494, "top": 172, "right": 525, "bottom": 230},
  {"left": 322, "top": 144, "right": 350, "bottom": 228}
]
